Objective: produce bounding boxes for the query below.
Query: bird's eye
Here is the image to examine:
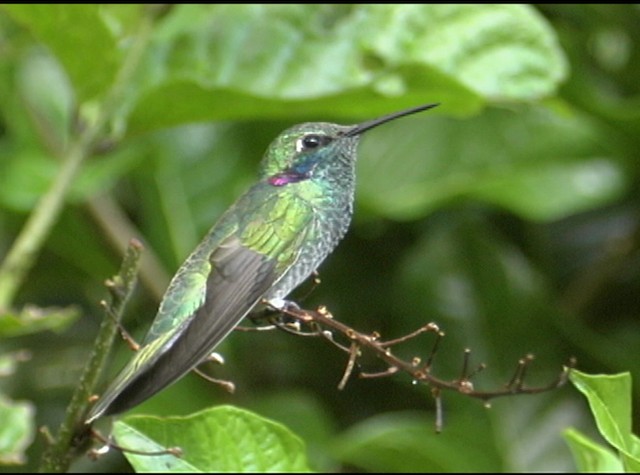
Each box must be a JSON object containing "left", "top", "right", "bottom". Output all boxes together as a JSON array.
[{"left": 296, "top": 134, "right": 330, "bottom": 152}]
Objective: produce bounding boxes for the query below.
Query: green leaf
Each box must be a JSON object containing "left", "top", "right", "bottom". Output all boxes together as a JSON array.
[
  {"left": 113, "top": 405, "right": 312, "bottom": 472},
  {"left": 1, "top": 5, "right": 567, "bottom": 135},
  {"left": 247, "top": 390, "right": 338, "bottom": 472},
  {"left": 357, "top": 105, "right": 626, "bottom": 221},
  {"left": 1, "top": 4, "right": 119, "bottom": 100},
  {"left": 127, "top": 4, "right": 565, "bottom": 133},
  {"left": 470, "top": 158, "right": 625, "bottom": 221},
  {"left": 356, "top": 4, "right": 567, "bottom": 100},
  {"left": 127, "top": 78, "right": 478, "bottom": 136},
  {"left": 569, "top": 370, "right": 640, "bottom": 471},
  {"left": 0, "top": 395, "right": 35, "bottom": 465},
  {"left": 564, "top": 428, "right": 624, "bottom": 472},
  {"left": 570, "top": 371, "right": 631, "bottom": 449},
  {"left": 0, "top": 145, "right": 143, "bottom": 212},
  {"left": 0, "top": 305, "right": 79, "bottom": 338},
  {"left": 332, "top": 410, "right": 503, "bottom": 472}
]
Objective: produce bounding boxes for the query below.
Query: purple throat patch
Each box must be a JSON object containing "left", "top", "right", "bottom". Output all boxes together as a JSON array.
[{"left": 268, "top": 171, "right": 310, "bottom": 187}]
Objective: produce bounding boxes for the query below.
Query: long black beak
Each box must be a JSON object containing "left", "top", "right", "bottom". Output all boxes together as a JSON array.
[{"left": 345, "top": 103, "right": 439, "bottom": 137}]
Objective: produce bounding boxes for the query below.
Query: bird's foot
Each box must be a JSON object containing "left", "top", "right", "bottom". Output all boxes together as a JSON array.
[
  {"left": 262, "top": 298, "right": 312, "bottom": 334},
  {"left": 264, "top": 297, "right": 300, "bottom": 313}
]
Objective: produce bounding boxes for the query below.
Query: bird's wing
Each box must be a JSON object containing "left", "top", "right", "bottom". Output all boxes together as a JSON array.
[
  {"left": 85, "top": 233, "right": 278, "bottom": 422},
  {"left": 86, "top": 191, "right": 314, "bottom": 423}
]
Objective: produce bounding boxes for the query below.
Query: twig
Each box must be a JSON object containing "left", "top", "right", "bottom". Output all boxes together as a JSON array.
[
  {"left": 337, "top": 343, "right": 359, "bottom": 390},
  {"left": 192, "top": 368, "right": 236, "bottom": 394},
  {"left": 432, "top": 388, "right": 443, "bottom": 434},
  {"left": 380, "top": 323, "right": 440, "bottom": 347},
  {"left": 38, "top": 240, "right": 144, "bottom": 472},
  {"left": 87, "top": 428, "right": 182, "bottom": 459},
  {"left": 266, "top": 303, "right": 575, "bottom": 422}
]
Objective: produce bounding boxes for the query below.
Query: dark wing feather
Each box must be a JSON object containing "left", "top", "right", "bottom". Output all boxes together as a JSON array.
[{"left": 86, "top": 236, "right": 277, "bottom": 421}]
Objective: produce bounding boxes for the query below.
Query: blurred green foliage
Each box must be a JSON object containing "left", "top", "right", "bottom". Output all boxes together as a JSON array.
[{"left": 0, "top": 4, "right": 638, "bottom": 472}]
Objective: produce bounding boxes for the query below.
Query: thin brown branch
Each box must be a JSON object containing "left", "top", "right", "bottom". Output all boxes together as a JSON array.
[
  {"left": 380, "top": 322, "right": 440, "bottom": 347},
  {"left": 192, "top": 368, "right": 236, "bottom": 394},
  {"left": 359, "top": 367, "right": 399, "bottom": 380},
  {"left": 432, "top": 388, "right": 443, "bottom": 434},
  {"left": 337, "top": 342, "right": 360, "bottom": 390},
  {"left": 265, "top": 303, "right": 575, "bottom": 409}
]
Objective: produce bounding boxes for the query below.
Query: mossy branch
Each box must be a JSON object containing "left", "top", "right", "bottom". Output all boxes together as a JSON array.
[{"left": 39, "top": 239, "right": 143, "bottom": 472}]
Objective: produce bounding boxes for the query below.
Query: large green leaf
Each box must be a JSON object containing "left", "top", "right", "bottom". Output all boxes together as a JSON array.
[
  {"left": 564, "top": 428, "right": 624, "bottom": 472},
  {"left": 355, "top": 4, "right": 567, "bottom": 100},
  {"left": 247, "top": 390, "right": 338, "bottom": 472},
  {"left": 1, "top": 4, "right": 119, "bottom": 101},
  {"left": 1, "top": 5, "right": 567, "bottom": 136},
  {"left": 356, "top": 105, "right": 626, "bottom": 221},
  {"left": 570, "top": 371, "right": 632, "bottom": 449},
  {"left": 332, "top": 410, "right": 503, "bottom": 472},
  {"left": 127, "top": 76, "right": 477, "bottom": 136},
  {"left": 569, "top": 370, "right": 640, "bottom": 472},
  {"left": 113, "top": 405, "right": 311, "bottom": 472},
  {"left": 127, "top": 4, "right": 565, "bottom": 133}
]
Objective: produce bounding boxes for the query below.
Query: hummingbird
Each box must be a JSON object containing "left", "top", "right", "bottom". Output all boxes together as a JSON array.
[{"left": 85, "top": 103, "right": 439, "bottom": 424}]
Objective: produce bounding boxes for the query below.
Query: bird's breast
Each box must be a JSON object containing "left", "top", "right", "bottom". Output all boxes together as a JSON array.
[{"left": 264, "top": 180, "right": 355, "bottom": 300}]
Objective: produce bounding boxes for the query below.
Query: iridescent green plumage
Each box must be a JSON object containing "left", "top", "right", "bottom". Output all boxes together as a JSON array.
[{"left": 85, "top": 104, "right": 438, "bottom": 423}]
